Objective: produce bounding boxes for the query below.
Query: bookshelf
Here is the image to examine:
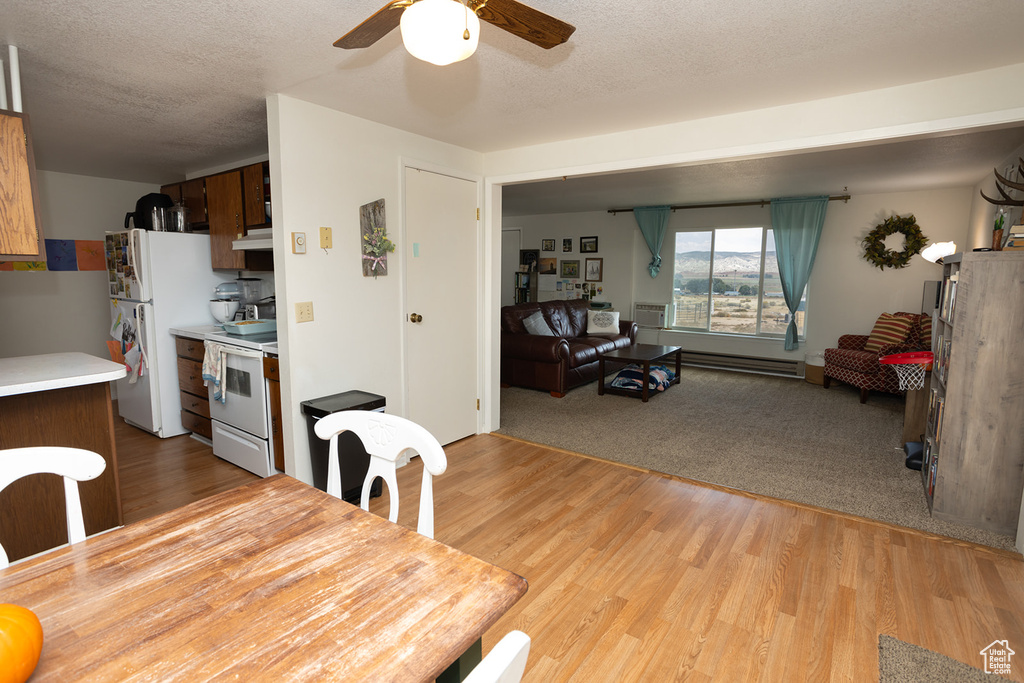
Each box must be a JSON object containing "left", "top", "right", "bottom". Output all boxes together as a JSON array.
[
  {"left": 514, "top": 271, "right": 537, "bottom": 304},
  {"left": 922, "top": 251, "right": 1024, "bottom": 535}
]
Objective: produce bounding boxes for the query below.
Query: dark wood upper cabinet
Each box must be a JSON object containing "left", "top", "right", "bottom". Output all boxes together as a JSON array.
[
  {"left": 243, "top": 162, "right": 270, "bottom": 228},
  {"left": 206, "top": 170, "right": 247, "bottom": 271},
  {"left": 0, "top": 112, "right": 45, "bottom": 261}
]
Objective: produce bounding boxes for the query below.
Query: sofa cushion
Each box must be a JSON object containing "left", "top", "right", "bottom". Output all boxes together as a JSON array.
[
  {"left": 523, "top": 311, "right": 555, "bottom": 336},
  {"left": 863, "top": 313, "right": 912, "bottom": 353},
  {"left": 825, "top": 347, "right": 882, "bottom": 374},
  {"left": 587, "top": 310, "right": 620, "bottom": 335}
]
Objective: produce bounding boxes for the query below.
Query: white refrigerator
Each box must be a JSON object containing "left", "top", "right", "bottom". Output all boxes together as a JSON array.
[{"left": 105, "top": 229, "right": 234, "bottom": 438}]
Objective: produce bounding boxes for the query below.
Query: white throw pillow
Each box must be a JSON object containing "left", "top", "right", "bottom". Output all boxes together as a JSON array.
[
  {"left": 523, "top": 311, "right": 555, "bottom": 336},
  {"left": 587, "top": 309, "right": 620, "bottom": 335}
]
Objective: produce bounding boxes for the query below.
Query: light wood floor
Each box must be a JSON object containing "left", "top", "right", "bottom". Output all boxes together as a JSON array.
[{"left": 116, "top": 421, "right": 1024, "bottom": 682}]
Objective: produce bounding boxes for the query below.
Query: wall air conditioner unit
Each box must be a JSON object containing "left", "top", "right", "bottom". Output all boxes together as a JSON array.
[{"left": 633, "top": 302, "right": 671, "bottom": 328}]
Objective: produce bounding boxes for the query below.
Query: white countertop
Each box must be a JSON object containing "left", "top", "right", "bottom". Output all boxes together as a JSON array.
[
  {"left": 0, "top": 353, "right": 127, "bottom": 397},
  {"left": 170, "top": 325, "right": 279, "bottom": 355}
]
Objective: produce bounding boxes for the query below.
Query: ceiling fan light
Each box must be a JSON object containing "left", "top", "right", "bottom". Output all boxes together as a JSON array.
[{"left": 400, "top": 0, "right": 480, "bottom": 66}]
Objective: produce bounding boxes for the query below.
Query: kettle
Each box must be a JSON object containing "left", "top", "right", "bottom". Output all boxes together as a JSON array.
[{"left": 125, "top": 193, "right": 174, "bottom": 231}]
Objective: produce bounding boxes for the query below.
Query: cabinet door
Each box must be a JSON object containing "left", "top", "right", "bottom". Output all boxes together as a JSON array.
[
  {"left": 242, "top": 163, "right": 268, "bottom": 228},
  {"left": 181, "top": 178, "right": 207, "bottom": 226},
  {"left": 0, "top": 112, "right": 45, "bottom": 259},
  {"left": 264, "top": 356, "right": 284, "bottom": 472},
  {"left": 160, "top": 183, "right": 182, "bottom": 204},
  {"left": 206, "top": 170, "right": 246, "bottom": 270}
]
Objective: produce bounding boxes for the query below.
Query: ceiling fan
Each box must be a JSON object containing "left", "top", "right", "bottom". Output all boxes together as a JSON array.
[{"left": 335, "top": 0, "right": 575, "bottom": 65}]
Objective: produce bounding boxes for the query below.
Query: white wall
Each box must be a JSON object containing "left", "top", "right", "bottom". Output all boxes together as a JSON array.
[
  {"left": 268, "top": 95, "right": 483, "bottom": 485},
  {"left": 968, "top": 141, "right": 1024, "bottom": 250},
  {"left": 506, "top": 212, "right": 634, "bottom": 306},
  {"left": 0, "top": 171, "right": 157, "bottom": 359},
  {"left": 505, "top": 188, "right": 973, "bottom": 364}
]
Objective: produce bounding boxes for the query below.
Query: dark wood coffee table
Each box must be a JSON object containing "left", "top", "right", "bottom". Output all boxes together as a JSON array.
[{"left": 598, "top": 344, "right": 682, "bottom": 402}]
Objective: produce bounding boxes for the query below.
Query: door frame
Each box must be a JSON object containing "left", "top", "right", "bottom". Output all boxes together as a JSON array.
[{"left": 398, "top": 158, "right": 485, "bottom": 436}]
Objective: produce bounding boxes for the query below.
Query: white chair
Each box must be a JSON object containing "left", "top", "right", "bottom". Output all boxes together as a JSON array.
[
  {"left": 313, "top": 411, "right": 447, "bottom": 538},
  {"left": 0, "top": 446, "right": 107, "bottom": 568},
  {"left": 464, "top": 631, "right": 532, "bottom": 683}
]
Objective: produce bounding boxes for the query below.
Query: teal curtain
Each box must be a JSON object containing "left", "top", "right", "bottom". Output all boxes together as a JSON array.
[
  {"left": 770, "top": 196, "right": 829, "bottom": 350},
  {"left": 633, "top": 206, "right": 671, "bottom": 278}
]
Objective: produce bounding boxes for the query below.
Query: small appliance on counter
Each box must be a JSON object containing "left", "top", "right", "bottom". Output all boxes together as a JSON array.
[
  {"left": 124, "top": 193, "right": 174, "bottom": 231},
  {"left": 209, "top": 300, "right": 240, "bottom": 324},
  {"left": 245, "top": 296, "right": 276, "bottom": 320}
]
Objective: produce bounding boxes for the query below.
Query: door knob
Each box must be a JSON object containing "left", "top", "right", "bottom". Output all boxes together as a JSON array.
[{"left": 409, "top": 313, "right": 423, "bottom": 323}]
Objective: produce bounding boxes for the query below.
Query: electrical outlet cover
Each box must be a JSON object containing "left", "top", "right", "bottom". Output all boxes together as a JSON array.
[{"left": 319, "top": 226, "right": 333, "bottom": 250}]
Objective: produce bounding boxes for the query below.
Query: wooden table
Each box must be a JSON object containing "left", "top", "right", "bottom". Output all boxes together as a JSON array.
[
  {"left": 597, "top": 344, "right": 682, "bottom": 402},
  {"left": 0, "top": 475, "right": 527, "bottom": 681}
]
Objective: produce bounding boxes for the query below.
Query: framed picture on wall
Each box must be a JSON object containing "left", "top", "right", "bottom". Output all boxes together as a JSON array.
[
  {"left": 538, "top": 257, "right": 557, "bottom": 274},
  {"left": 520, "top": 249, "right": 539, "bottom": 271},
  {"left": 541, "top": 239, "right": 555, "bottom": 251},
  {"left": 563, "top": 238, "right": 573, "bottom": 252},
  {"left": 585, "top": 257, "right": 603, "bottom": 282},
  {"left": 580, "top": 236, "right": 598, "bottom": 253},
  {"left": 561, "top": 260, "right": 579, "bottom": 278}
]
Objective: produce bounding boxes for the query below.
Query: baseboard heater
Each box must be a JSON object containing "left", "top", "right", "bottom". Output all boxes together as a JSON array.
[{"left": 679, "top": 350, "right": 803, "bottom": 377}]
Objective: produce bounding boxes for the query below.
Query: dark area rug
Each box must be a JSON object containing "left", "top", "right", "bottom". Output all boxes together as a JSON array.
[
  {"left": 498, "top": 367, "right": 1016, "bottom": 551},
  {"left": 878, "top": 635, "right": 1007, "bottom": 682}
]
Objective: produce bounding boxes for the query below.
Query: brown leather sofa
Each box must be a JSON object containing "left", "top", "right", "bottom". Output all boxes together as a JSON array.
[{"left": 501, "top": 299, "right": 638, "bottom": 397}]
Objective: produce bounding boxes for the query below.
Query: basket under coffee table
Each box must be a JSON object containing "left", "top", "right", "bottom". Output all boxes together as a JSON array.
[{"left": 597, "top": 344, "right": 682, "bottom": 402}]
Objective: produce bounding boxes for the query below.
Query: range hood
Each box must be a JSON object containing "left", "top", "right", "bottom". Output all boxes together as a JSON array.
[{"left": 232, "top": 227, "right": 273, "bottom": 251}]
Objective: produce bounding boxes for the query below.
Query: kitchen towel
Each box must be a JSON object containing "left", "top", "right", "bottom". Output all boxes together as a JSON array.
[{"left": 202, "top": 341, "right": 227, "bottom": 404}]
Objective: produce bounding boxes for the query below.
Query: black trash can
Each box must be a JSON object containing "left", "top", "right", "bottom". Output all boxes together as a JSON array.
[{"left": 301, "top": 390, "right": 385, "bottom": 502}]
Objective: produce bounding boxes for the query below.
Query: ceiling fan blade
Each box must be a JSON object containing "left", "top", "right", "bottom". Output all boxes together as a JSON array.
[
  {"left": 334, "top": 2, "right": 404, "bottom": 49},
  {"left": 473, "top": 0, "right": 576, "bottom": 49}
]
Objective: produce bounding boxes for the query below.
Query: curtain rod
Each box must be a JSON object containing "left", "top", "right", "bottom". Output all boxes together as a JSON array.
[{"left": 607, "top": 194, "right": 851, "bottom": 215}]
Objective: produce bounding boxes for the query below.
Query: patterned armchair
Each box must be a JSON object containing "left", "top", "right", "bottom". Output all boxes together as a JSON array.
[{"left": 822, "top": 312, "right": 931, "bottom": 403}]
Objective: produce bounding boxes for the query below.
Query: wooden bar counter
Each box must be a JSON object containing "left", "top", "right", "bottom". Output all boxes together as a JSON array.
[{"left": 0, "top": 352, "right": 125, "bottom": 562}]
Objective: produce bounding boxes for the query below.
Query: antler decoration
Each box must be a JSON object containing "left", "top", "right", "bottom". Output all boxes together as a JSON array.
[{"left": 980, "top": 157, "right": 1024, "bottom": 207}]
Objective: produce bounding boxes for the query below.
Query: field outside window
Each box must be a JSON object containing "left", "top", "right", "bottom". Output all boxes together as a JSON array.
[{"left": 671, "top": 227, "right": 806, "bottom": 338}]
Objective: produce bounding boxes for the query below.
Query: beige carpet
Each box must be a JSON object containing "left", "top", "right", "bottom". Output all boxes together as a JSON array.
[
  {"left": 498, "top": 367, "right": 1016, "bottom": 552},
  {"left": 878, "top": 635, "right": 1004, "bottom": 682}
]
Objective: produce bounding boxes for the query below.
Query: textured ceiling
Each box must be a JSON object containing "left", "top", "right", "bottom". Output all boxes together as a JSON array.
[{"left": 2, "top": 0, "right": 1024, "bottom": 208}]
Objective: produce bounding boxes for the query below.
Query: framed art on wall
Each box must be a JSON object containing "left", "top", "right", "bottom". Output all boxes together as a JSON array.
[
  {"left": 538, "top": 257, "right": 557, "bottom": 274},
  {"left": 542, "top": 239, "right": 555, "bottom": 251},
  {"left": 561, "top": 260, "right": 579, "bottom": 278},
  {"left": 563, "top": 238, "right": 573, "bottom": 252},
  {"left": 580, "top": 236, "right": 598, "bottom": 253},
  {"left": 585, "top": 257, "right": 603, "bottom": 282}
]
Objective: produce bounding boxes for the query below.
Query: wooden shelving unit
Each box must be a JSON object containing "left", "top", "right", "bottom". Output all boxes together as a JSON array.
[
  {"left": 514, "top": 271, "right": 537, "bottom": 303},
  {"left": 923, "top": 251, "right": 1024, "bottom": 535}
]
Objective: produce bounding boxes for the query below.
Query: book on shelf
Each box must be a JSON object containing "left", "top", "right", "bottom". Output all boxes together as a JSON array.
[
  {"left": 934, "top": 397, "right": 945, "bottom": 446},
  {"left": 1004, "top": 226, "right": 1024, "bottom": 251}
]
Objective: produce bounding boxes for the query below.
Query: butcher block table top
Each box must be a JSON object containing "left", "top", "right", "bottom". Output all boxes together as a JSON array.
[{"left": 0, "top": 475, "right": 527, "bottom": 681}]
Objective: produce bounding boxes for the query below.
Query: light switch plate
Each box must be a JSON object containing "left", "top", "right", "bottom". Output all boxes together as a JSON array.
[
  {"left": 319, "top": 226, "right": 332, "bottom": 250},
  {"left": 295, "top": 301, "right": 314, "bottom": 323},
  {"left": 291, "top": 232, "right": 306, "bottom": 254}
]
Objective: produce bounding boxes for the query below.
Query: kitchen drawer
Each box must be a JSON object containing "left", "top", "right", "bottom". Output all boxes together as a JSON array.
[
  {"left": 263, "top": 356, "right": 279, "bottom": 381},
  {"left": 175, "top": 336, "right": 205, "bottom": 361},
  {"left": 180, "top": 410, "right": 212, "bottom": 440},
  {"left": 177, "top": 357, "right": 206, "bottom": 396},
  {"left": 179, "top": 390, "right": 211, "bottom": 418}
]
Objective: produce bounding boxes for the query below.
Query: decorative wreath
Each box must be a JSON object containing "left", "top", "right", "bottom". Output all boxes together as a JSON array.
[{"left": 861, "top": 214, "right": 927, "bottom": 270}]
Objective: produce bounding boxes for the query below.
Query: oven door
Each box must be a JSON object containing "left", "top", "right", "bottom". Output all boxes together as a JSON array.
[{"left": 209, "top": 346, "right": 268, "bottom": 439}]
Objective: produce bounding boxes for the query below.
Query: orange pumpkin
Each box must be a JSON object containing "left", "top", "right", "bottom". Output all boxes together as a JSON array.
[{"left": 0, "top": 604, "right": 43, "bottom": 683}]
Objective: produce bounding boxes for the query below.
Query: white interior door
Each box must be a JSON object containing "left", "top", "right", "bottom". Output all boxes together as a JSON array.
[{"left": 404, "top": 167, "right": 478, "bottom": 446}]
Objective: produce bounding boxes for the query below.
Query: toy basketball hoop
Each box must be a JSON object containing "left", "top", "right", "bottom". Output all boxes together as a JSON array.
[{"left": 879, "top": 351, "right": 934, "bottom": 391}]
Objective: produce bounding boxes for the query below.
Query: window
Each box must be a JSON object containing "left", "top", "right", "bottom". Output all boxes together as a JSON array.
[{"left": 671, "top": 227, "right": 806, "bottom": 338}]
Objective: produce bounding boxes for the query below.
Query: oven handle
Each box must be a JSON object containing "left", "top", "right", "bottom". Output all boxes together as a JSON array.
[{"left": 220, "top": 345, "right": 264, "bottom": 360}]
